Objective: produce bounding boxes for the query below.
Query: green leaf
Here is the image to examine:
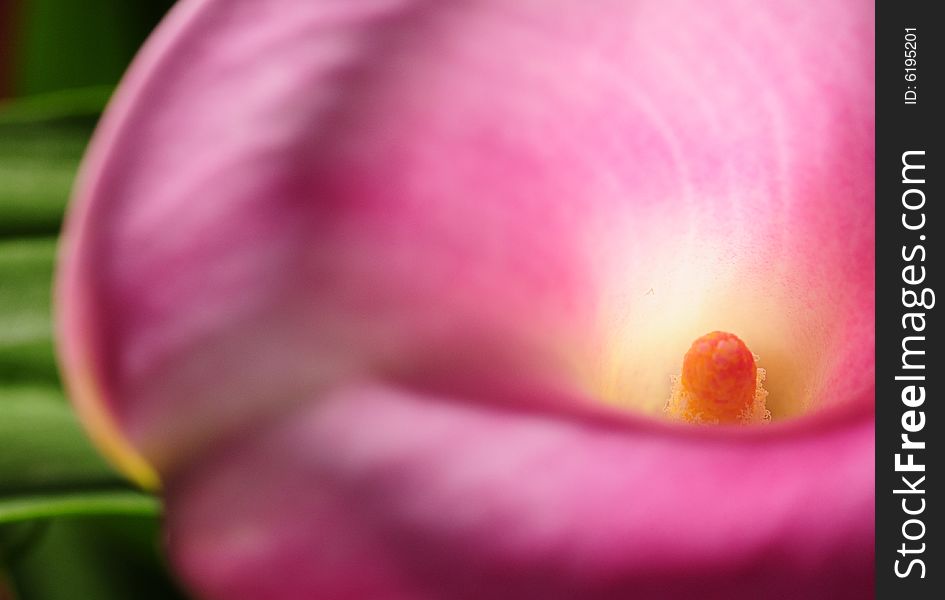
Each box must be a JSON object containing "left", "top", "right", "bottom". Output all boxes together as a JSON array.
[
  {"left": 0, "top": 392, "right": 152, "bottom": 523},
  {"left": 0, "top": 212, "right": 132, "bottom": 528},
  {"left": 8, "top": 517, "right": 189, "bottom": 600},
  {"left": 0, "top": 110, "right": 152, "bottom": 526},
  {"left": 0, "top": 54, "right": 185, "bottom": 591},
  {"left": 0, "top": 105, "right": 98, "bottom": 237},
  {"left": 14, "top": 0, "right": 177, "bottom": 97},
  {"left": 0, "top": 242, "right": 149, "bottom": 522},
  {"left": 0, "top": 239, "right": 59, "bottom": 386},
  {"left": 0, "top": 89, "right": 161, "bottom": 551},
  {"left": 0, "top": 86, "right": 113, "bottom": 126},
  {"left": 0, "top": 520, "right": 46, "bottom": 565}
]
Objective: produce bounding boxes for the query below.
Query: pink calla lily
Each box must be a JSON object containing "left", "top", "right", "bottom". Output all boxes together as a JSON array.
[{"left": 57, "top": 0, "right": 874, "bottom": 598}]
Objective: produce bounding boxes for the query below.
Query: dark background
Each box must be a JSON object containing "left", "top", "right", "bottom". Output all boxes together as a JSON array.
[{"left": 876, "top": 0, "right": 941, "bottom": 598}]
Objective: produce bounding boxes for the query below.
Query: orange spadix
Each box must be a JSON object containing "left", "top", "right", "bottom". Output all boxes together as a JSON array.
[{"left": 665, "top": 331, "right": 769, "bottom": 424}]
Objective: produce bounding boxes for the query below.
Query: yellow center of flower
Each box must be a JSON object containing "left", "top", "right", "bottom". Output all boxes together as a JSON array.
[{"left": 664, "top": 331, "right": 770, "bottom": 424}]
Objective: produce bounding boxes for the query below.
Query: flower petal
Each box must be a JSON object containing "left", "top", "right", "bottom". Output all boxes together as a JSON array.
[
  {"left": 59, "top": 0, "right": 873, "bottom": 474},
  {"left": 57, "top": 0, "right": 875, "bottom": 596},
  {"left": 167, "top": 382, "right": 873, "bottom": 600}
]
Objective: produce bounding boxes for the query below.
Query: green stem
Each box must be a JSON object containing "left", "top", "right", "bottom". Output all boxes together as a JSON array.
[
  {"left": 0, "top": 84, "right": 114, "bottom": 123},
  {"left": 0, "top": 491, "right": 160, "bottom": 525}
]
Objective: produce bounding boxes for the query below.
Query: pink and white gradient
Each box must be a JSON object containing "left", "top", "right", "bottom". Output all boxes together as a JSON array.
[{"left": 57, "top": 0, "right": 874, "bottom": 598}]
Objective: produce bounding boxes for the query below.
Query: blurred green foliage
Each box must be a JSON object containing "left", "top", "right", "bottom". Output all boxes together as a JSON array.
[
  {"left": 13, "top": 0, "right": 177, "bottom": 97},
  {"left": 1, "top": 2, "right": 189, "bottom": 598}
]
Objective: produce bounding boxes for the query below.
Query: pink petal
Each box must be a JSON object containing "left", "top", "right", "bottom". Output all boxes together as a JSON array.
[
  {"left": 167, "top": 382, "right": 873, "bottom": 600},
  {"left": 56, "top": 0, "right": 875, "bottom": 596},
  {"left": 60, "top": 0, "right": 873, "bottom": 468}
]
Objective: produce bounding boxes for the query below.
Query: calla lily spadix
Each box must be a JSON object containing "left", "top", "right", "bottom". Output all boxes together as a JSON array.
[{"left": 56, "top": 0, "right": 874, "bottom": 598}]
